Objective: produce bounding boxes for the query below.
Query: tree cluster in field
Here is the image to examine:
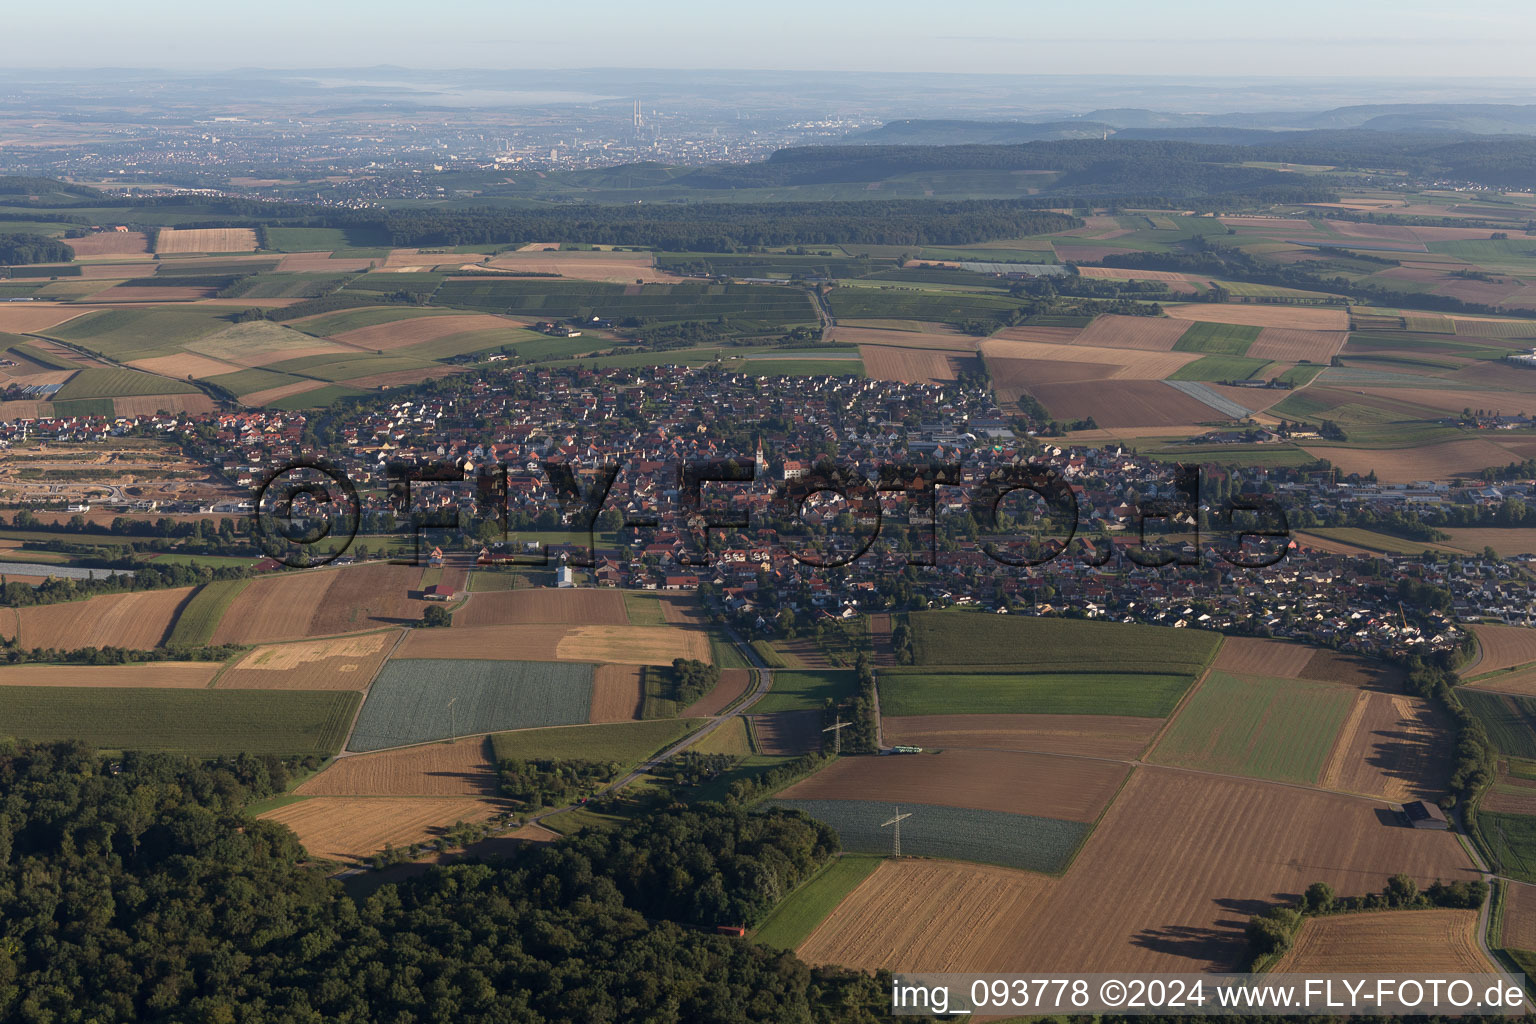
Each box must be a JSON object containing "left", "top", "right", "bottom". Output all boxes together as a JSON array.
[
  {"left": 668, "top": 657, "right": 721, "bottom": 707},
  {"left": 0, "top": 636, "right": 245, "bottom": 666},
  {"left": 724, "top": 752, "right": 831, "bottom": 806},
  {"left": 418, "top": 605, "right": 452, "bottom": 628},
  {"left": 496, "top": 756, "right": 622, "bottom": 809},
  {"left": 1246, "top": 876, "right": 1489, "bottom": 966},
  {"left": 0, "top": 232, "right": 74, "bottom": 266},
  {"left": 666, "top": 750, "right": 741, "bottom": 789},
  {"left": 0, "top": 741, "right": 913, "bottom": 1023}
]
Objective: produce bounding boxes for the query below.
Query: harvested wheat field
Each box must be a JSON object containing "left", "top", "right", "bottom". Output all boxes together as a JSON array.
[
  {"left": 329, "top": 313, "right": 522, "bottom": 351},
  {"left": 154, "top": 227, "right": 257, "bottom": 253},
  {"left": 297, "top": 735, "right": 497, "bottom": 797},
  {"left": 65, "top": 231, "right": 151, "bottom": 257},
  {"left": 859, "top": 345, "right": 961, "bottom": 383},
  {"left": 0, "top": 662, "right": 218, "bottom": 687},
  {"left": 1300, "top": 439, "right": 1515, "bottom": 483},
  {"left": 588, "top": 664, "right": 644, "bottom": 722},
  {"left": 1027, "top": 380, "right": 1225, "bottom": 428},
  {"left": 980, "top": 337, "right": 1199, "bottom": 379},
  {"left": 275, "top": 252, "right": 378, "bottom": 272},
  {"left": 775, "top": 749, "right": 1126, "bottom": 821},
  {"left": 797, "top": 859, "right": 1055, "bottom": 971},
  {"left": 384, "top": 249, "right": 490, "bottom": 267},
  {"left": 1247, "top": 327, "right": 1347, "bottom": 363},
  {"left": 1318, "top": 691, "right": 1449, "bottom": 801},
  {"left": 258, "top": 795, "right": 507, "bottom": 863},
  {"left": 485, "top": 250, "right": 671, "bottom": 283},
  {"left": 127, "top": 352, "right": 244, "bottom": 379},
  {"left": 1273, "top": 909, "right": 1489, "bottom": 974},
  {"left": 1074, "top": 315, "right": 1193, "bottom": 351},
  {"left": 215, "top": 631, "right": 401, "bottom": 691},
  {"left": 1441, "top": 529, "right": 1536, "bottom": 560},
  {"left": 1502, "top": 881, "right": 1536, "bottom": 951},
  {"left": 398, "top": 623, "right": 710, "bottom": 665},
  {"left": 208, "top": 570, "right": 343, "bottom": 645},
  {"left": 750, "top": 710, "right": 823, "bottom": 755},
  {"left": 881, "top": 714, "right": 1159, "bottom": 760},
  {"left": 4, "top": 587, "right": 193, "bottom": 650},
  {"left": 807, "top": 765, "right": 1476, "bottom": 974},
  {"left": 307, "top": 562, "right": 430, "bottom": 636},
  {"left": 1211, "top": 637, "right": 1316, "bottom": 678},
  {"left": 0, "top": 304, "right": 100, "bottom": 334},
  {"left": 1472, "top": 624, "right": 1536, "bottom": 674},
  {"left": 1164, "top": 304, "right": 1349, "bottom": 330},
  {"left": 454, "top": 588, "right": 629, "bottom": 627},
  {"left": 826, "top": 326, "right": 979, "bottom": 352},
  {"left": 681, "top": 668, "right": 753, "bottom": 716}
]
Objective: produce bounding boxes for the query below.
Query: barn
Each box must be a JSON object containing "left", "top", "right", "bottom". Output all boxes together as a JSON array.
[{"left": 1403, "top": 800, "right": 1449, "bottom": 830}]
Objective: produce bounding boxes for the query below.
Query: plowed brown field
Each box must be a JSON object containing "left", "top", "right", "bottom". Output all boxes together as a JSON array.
[
  {"left": 775, "top": 749, "right": 1126, "bottom": 821},
  {"left": 859, "top": 345, "right": 961, "bottom": 383},
  {"left": 397, "top": 623, "right": 710, "bottom": 664},
  {"left": 215, "top": 631, "right": 401, "bottom": 691},
  {"left": 296, "top": 736, "right": 497, "bottom": 797},
  {"left": 154, "top": 228, "right": 258, "bottom": 253},
  {"left": 4, "top": 587, "right": 193, "bottom": 649},
  {"left": 751, "top": 710, "right": 822, "bottom": 754},
  {"left": 881, "top": 714, "right": 1159, "bottom": 759},
  {"left": 1211, "top": 637, "right": 1316, "bottom": 677},
  {"left": 1027, "top": 380, "right": 1223, "bottom": 428},
  {"left": 680, "top": 667, "right": 752, "bottom": 716},
  {"left": 588, "top": 664, "right": 644, "bottom": 722},
  {"left": 1074, "top": 315, "right": 1193, "bottom": 351},
  {"left": 455, "top": 589, "right": 629, "bottom": 627},
  {"left": 803, "top": 766, "right": 1476, "bottom": 973},
  {"left": 1248, "top": 328, "right": 1347, "bottom": 363},
  {"left": 1472, "top": 624, "right": 1536, "bottom": 674},
  {"left": 307, "top": 562, "right": 430, "bottom": 636},
  {"left": 208, "top": 570, "right": 342, "bottom": 645},
  {"left": 1501, "top": 881, "right": 1536, "bottom": 951},
  {"left": 989, "top": 325, "right": 1082, "bottom": 344},
  {"left": 0, "top": 662, "right": 217, "bottom": 687},
  {"left": 1272, "top": 909, "right": 1489, "bottom": 973},
  {"left": 258, "top": 795, "right": 507, "bottom": 863}
]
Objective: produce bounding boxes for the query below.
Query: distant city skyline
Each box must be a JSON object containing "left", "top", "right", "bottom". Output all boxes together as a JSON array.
[{"left": 6, "top": 0, "right": 1536, "bottom": 78}]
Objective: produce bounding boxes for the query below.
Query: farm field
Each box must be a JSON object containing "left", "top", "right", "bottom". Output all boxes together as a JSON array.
[
  {"left": 1501, "top": 881, "right": 1536, "bottom": 952},
  {"left": 207, "top": 570, "right": 345, "bottom": 645},
  {"left": 488, "top": 718, "right": 702, "bottom": 764},
  {"left": 879, "top": 713, "right": 1160, "bottom": 759},
  {"left": 214, "top": 631, "right": 401, "bottom": 691},
  {"left": 588, "top": 663, "right": 644, "bottom": 722},
  {"left": 753, "top": 855, "right": 883, "bottom": 951},
  {"left": 1072, "top": 314, "right": 1192, "bottom": 351},
  {"left": 1482, "top": 812, "right": 1536, "bottom": 883},
  {"left": 327, "top": 312, "right": 525, "bottom": 351},
  {"left": 878, "top": 670, "right": 1195, "bottom": 718},
  {"left": 1027, "top": 379, "right": 1231, "bottom": 428},
  {"left": 64, "top": 231, "right": 151, "bottom": 257},
  {"left": 297, "top": 736, "right": 498, "bottom": 797},
  {"left": 347, "top": 659, "right": 594, "bottom": 751},
  {"left": 1461, "top": 690, "right": 1536, "bottom": 759},
  {"left": 0, "top": 663, "right": 218, "bottom": 688},
  {"left": 1211, "top": 637, "right": 1316, "bottom": 677},
  {"left": 1299, "top": 439, "right": 1518, "bottom": 483},
  {"left": 802, "top": 766, "right": 1476, "bottom": 973},
  {"left": 772, "top": 798, "right": 1091, "bottom": 873},
  {"left": 306, "top": 562, "right": 431, "bottom": 635},
  {"left": 2, "top": 586, "right": 193, "bottom": 650},
  {"left": 1440, "top": 528, "right": 1536, "bottom": 558},
  {"left": 908, "top": 611, "right": 1219, "bottom": 673},
  {"left": 257, "top": 795, "right": 507, "bottom": 864},
  {"left": 1472, "top": 624, "right": 1536, "bottom": 674},
  {"left": 0, "top": 687, "right": 358, "bottom": 755},
  {"left": 1272, "top": 909, "right": 1490, "bottom": 974},
  {"left": 749, "top": 710, "right": 823, "bottom": 755},
  {"left": 858, "top": 344, "right": 963, "bottom": 383},
  {"left": 751, "top": 669, "right": 857, "bottom": 714},
  {"left": 775, "top": 749, "right": 1127, "bottom": 821},
  {"left": 689, "top": 717, "right": 752, "bottom": 755},
  {"left": 1149, "top": 671, "right": 1357, "bottom": 784},
  {"left": 1319, "top": 690, "right": 1450, "bottom": 801},
  {"left": 165, "top": 578, "right": 251, "bottom": 646},
  {"left": 1172, "top": 321, "right": 1260, "bottom": 355},
  {"left": 453, "top": 588, "right": 629, "bottom": 626},
  {"left": 154, "top": 227, "right": 258, "bottom": 253},
  {"left": 680, "top": 667, "right": 753, "bottom": 716},
  {"left": 1163, "top": 304, "right": 1350, "bottom": 330},
  {"left": 396, "top": 623, "right": 710, "bottom": 665}
]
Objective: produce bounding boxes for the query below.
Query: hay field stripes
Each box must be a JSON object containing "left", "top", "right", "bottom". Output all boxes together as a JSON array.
[
  {"left": 1272, "top": 909, "right": 1490, "bottom": 974},
  {"left": 297, "top": 735, "right": 498, "bottom": 797},
  {"left": 4, "top": 586, "right": 195, "bottom": 650}
]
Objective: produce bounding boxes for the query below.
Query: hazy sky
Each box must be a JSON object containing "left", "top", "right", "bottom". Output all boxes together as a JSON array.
[{"left": 6, "top": 0, "right": 1536, "bottom": 76}]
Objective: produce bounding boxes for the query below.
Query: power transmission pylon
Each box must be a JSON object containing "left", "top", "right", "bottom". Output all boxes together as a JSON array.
[
  {"left": 823, "top": 715, "right": 851, "bottom": 755},
  {"left": 882, "top": 806, "right": 912, "bottom": 859}
]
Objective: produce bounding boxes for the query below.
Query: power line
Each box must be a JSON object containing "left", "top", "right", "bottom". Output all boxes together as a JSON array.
[{"left": 881, "top": 806, "right": 912, "bottom": 859}]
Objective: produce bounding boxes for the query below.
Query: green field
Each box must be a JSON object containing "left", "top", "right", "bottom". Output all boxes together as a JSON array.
[
  {"left": 45, "top": 307, "right": 234, "bottom": 359},
  {"left": 287, "top": 306, "right": 468, "bottom": 337},
  {"left": 1149, "top": 671, "right": 1356, "bottom": 783},
  {"left": 263, "top": 226, "right": 392, "bottom": 252},
  {"left": 489, "top": 718, "right": 703, "bottom": 764},
  {"left": 166, "top": 578, "right": 252, "bottom": 647},
  {"left": 434, "top": 279, "right": 815, "bottom": 331},
  {"left": 348, "top": 659, "right": 594, "bottom": 751},
  {"left": 50, "top": 399, "right": 116, "bottom": 417},
  {"left": 1275, "top": 363, "right": 1326, "bottom": 386},
  {"left": 752, "top": 669, "right": 858, "bottom": 714},
  {"left": 878, "top": 670, "right": 1195, "bottom": 717},
  {"left": 1172, "top": 321, "right": 1261, "bottom": 356},
  {"left": 1463, "top": 690, "right": 1536, "bottom": 760},
  {"left": 224, "top": 273, "right": 356, "bottom": 299},
  {"left": 908, "top": 611, "right": 1220, "bottom": 674},
  {"left": 263, "top": 352, "right": 439, "bottom": 383},
  {"left": 752, "top": 854, "right": 882, "bottom": 949},
  {"left": 266, "top": 384, "right": 368, "bottom": 410},
  {"left": 826, "top": 287, "right": 1024, "bottom": 326},
  {"left": 1481, "top": 812, "right": 1536, "bottom": 884},
  {"left": 621, "top": 592, "right": 667, "bottom": 626},
  {"left": 52, "top": 367, "right": 200, "bottom": 399},
  {"left": 772, "top": 799, "right": 1090, "bottom": 873},
  {"left": 0, "top": 687, "right": 358, "bottom": 755},
  {"left": 1167, "top": 355, "right": 1273, "bottom": 382}
]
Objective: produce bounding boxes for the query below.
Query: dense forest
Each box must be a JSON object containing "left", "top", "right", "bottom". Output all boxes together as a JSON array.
[
  {"left": 0, "top": 232, "right": 73, "bottom": 265},
  {"left": 0, "top": 740, "right": 904, "bottom": 1023}
]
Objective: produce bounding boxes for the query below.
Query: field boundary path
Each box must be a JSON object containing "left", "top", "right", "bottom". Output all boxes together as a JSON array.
[{"left": 1455, "top": 806, "right": 1521, "bottom": 988}]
